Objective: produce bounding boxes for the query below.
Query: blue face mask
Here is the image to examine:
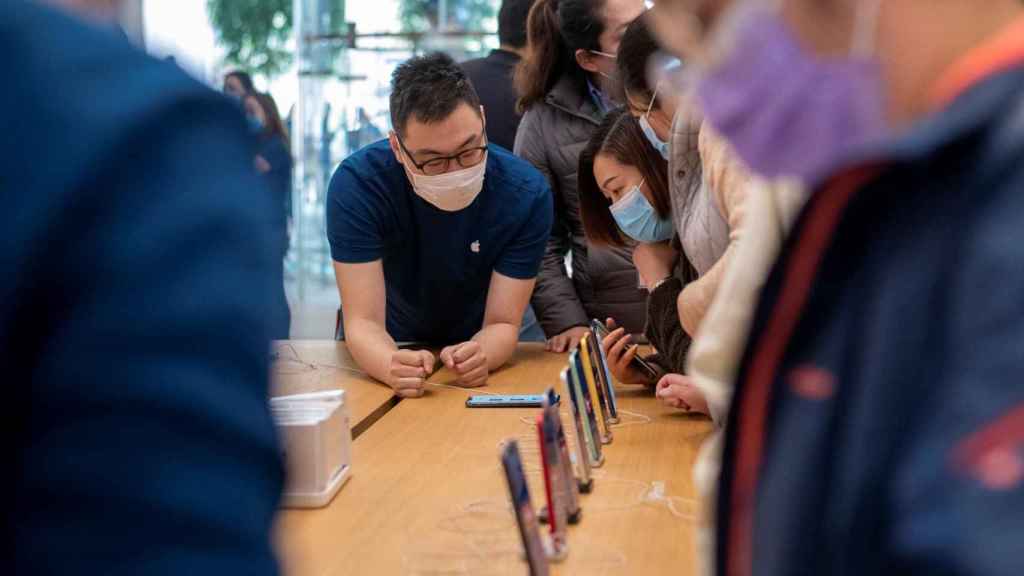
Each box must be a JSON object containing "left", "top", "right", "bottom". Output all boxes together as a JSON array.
[
  {"left": 247, "top": 115, "right": 264, "bottom": 134},
  {"left": 639, "top": 115, "right": 670, "bottom": 160},
  {"left": 639, "top": 85, "right": 671, "bottom": 160},
  {"left": 609, "top": 179, "right": 674, "bottom": 243}
]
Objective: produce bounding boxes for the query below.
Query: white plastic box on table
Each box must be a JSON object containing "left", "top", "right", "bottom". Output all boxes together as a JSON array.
[{"left": 270, "top": 390, "right": 352, "bottom": 508}]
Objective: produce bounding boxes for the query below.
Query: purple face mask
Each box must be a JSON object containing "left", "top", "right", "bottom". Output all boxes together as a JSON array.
[{"left": 696, "top": 13, "right": 887, "bottom": 185}]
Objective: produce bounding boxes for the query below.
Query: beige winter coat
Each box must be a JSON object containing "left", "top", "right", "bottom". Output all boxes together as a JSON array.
[
  {"left": 688, "top": 175, "right": 807, "bottom": 576},
  {"left": 669, "top": 116, "right": 752, "bottom": 337}
]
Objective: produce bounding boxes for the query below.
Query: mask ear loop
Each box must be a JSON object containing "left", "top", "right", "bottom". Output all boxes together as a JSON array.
[
  {"left": 645, "top": 83, "right": 660, "bottom": 117},
  {"left": 643, "top": 82, "right": 676, "bottom": 142},
  {"left": 851, "top": 0, "right": 883, "bottom": 59},
  {"left": 630, "top": 177, "right": 649, "bottom": 210}
]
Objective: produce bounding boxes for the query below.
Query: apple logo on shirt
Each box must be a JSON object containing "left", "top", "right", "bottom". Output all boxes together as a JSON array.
[{"left": 471, "top": 241, "right": 480, "bottom": 253}]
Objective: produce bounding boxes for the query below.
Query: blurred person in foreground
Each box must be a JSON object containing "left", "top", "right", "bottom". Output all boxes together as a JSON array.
[
  {"left": 3, "top": 1, "right": 284, "bottom": 574},
  {"left": 42, "top": 0, "right": 118, "bottom": 22},
  {"left": 650, "top": 0, "right": 1024, "bottom": 575}
]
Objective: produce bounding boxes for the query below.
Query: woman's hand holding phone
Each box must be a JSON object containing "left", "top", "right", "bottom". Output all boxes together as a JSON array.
[{"left": 600, "top": 318, "right": 657, "bottom": 386}]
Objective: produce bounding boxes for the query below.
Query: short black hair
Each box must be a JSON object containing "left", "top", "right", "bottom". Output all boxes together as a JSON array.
[
  {"left": 616, "top": 17, "right": 660, "bottom": 107},
  {"left": 498, "top": 0, "right": 534, "bottom": 49},
  {"left": 389, "top": 52, "right": 481, "bottom": 136}
]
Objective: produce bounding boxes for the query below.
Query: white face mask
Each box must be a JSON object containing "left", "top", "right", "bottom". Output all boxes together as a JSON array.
[{"left": 404, "top": 153, "right": 488, "bottom": 212}]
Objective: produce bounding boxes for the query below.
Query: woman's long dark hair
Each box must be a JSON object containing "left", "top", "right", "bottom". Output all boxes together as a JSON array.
[
  {"left": 514, "top": 0, "right": 606, "bottom": 113},
  {"left": 250, "top": 92, "right": 290, "bottom": 152},
  {"left": 579, "top": 107, "right": 672, "bottom": 248}
]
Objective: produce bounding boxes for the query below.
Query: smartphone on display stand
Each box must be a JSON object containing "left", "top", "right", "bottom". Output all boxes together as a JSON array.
[
  {"left": 542, "top": 391, "right": 582, "bottom": 524},
  {"left": 536, "top": 414, "right": 569, "bottom": 559},
  {"left": 501, "top": 441, "right": 551, "bottom": 576},
  {"left": 569, "top": 350, "right": 604, "bottom": 467},
  {"left": 578, "top": 334, "right": 612, "bottom": 444},
  {"left": 586, "top": 324, "right": 620, "bottom": 423},
  {"left": 560, "top": 369, "right": 594, "bottom": 492}
]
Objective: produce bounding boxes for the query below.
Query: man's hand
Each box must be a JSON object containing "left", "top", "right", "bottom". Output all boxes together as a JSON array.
[
  {"left": 546, "top": 325, "right": 590, "bottom": 353},
  {"left": 440, "top": 341, "right": 489, "bottom": 387},
  {"left": 386, "top": 349, "right": 436, "bottom": 398},
  {"left": 633, "top": 241, "right": 676, "bottom": 288},
  {"left": 655, "top": 373, "right": 709, "bottom": 415}
]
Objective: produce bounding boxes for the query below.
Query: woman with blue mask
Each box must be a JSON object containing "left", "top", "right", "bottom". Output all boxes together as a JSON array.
[
  {"left": 587, "top": 19, "right": 751, "bottom": 404},
  {"left": 579, "top": 109, "right": 705, "bottom": 407},
  {"left": 514, "top": 0, "right": 648, "bottom": 355}
]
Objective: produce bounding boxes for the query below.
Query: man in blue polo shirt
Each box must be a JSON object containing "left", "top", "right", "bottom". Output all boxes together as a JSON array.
[{"left": 327, "top": 52, "right": 553, "bottom": 396}]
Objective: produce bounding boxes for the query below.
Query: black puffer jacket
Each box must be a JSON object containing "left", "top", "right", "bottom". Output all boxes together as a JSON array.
[{"left": 514, "top": 75, "right": 647, "bottom": 336}]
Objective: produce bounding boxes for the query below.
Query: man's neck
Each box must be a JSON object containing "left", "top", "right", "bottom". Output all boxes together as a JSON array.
[{"left": 883, "top": 1, "right": 1023, "bottom": 125}]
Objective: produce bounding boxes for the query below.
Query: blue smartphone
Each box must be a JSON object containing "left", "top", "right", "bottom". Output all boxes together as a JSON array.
[
  {"left": 465, "top": 394, "right": 551, "bottom": 408},
  {"left": 501, "top": 441, "right": 550, "bottom": 576}
]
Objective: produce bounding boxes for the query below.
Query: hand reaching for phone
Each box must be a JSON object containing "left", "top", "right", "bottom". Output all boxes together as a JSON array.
[
  {"left": 655, "top": 373, "right": 709, "bottom": 415},
  {"left": 601, "top": 318, "right": 657, "bottom": 386},
  {"left": 546, "top": 325, "right": 589, "bottom": 353}
]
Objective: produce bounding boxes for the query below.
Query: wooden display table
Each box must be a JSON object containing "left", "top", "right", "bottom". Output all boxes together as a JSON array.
[{"left": 274, "top": 343, "right": 714, "bottom": 575}]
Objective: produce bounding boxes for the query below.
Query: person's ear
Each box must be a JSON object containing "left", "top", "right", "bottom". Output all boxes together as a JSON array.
[
  {"left": 479, "top": 105, "right": 487, "bottom": 129},
  {"left": 575, "top": 48, "right": 601, "bottom": 73},
  {"left": 388, "top": 131, "right": 404, "bottom": 165}
]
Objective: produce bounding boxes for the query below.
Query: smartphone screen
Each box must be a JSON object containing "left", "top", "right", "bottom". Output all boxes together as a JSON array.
[
  {"left": 536, "top": 414, "right": 565, "bottom": 541},
  {"left": 585, "top": 329, "right": 619, "bottom": 422},
  {"left": 501, "top": 441, "right": 550, "bottom": 576},
  {"left": 561, "top": 369, "right": 596, "bottom": 482},
  {"left": 544, "top": 403, "right": 581, "bottom": 519},
  {"left": 581, "top": 333, "right": 612, "bottom": 421},
  {"left": 570, "top": 350, "right": 604, "bottom": 466},
  {"left": 579, "top": 334, "right": 612, "bottom": 444}
]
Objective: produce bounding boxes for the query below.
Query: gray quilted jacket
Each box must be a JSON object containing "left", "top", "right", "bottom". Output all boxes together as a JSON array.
[{"left": 514, "top": 75, "right": 647, "bottom": 336}]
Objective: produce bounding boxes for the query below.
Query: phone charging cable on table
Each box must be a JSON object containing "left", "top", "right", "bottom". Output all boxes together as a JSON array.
[{"left": 272, "top": 344, "right": 498, "bottom": 396}]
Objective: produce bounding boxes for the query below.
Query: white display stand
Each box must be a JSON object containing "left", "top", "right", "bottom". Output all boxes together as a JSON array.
[{"left": 271, "top": 390, "right": 353, "bottom": 509}]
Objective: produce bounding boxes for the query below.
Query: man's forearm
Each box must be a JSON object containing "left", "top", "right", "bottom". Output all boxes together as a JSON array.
[
  {"left": 472, "top": 322, "right": 519, "bottom": 371},
  {"left": 345, "top": 317, "right": 399, "bottom": 385}
]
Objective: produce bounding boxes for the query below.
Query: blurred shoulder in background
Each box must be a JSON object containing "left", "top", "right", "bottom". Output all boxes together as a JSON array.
[{"left": 461, "top": 0, "right": 534, "bottom": 151}]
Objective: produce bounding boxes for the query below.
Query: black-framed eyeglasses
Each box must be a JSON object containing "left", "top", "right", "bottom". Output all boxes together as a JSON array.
[{"left": 395, "top": 131, "right": 488, "bottom": 176}]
